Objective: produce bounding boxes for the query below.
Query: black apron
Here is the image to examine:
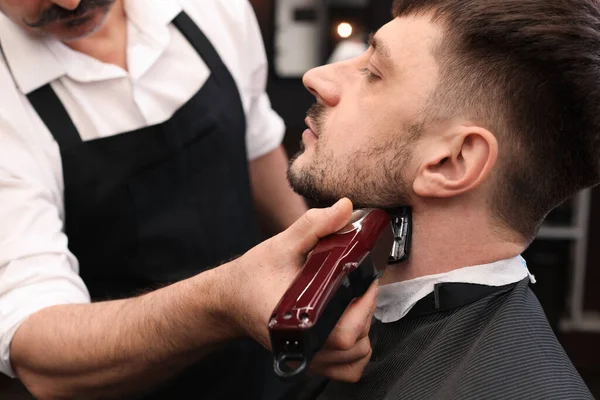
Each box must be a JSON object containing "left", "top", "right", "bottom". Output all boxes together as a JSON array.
[{"left": 8, "top": 12, "right": 272, "bottom": 399}]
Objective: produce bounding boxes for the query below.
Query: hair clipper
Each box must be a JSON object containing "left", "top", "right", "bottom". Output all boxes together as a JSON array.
[{"left": 268, "top": 207, "right": 412, "bottom": 379}]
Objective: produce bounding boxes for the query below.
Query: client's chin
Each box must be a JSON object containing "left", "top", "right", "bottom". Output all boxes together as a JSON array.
[{"left": 287, "top": 166, "right": 337, "bottom": 208}]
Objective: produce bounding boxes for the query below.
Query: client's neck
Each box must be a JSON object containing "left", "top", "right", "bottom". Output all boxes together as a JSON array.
[{"left": 380, "top": 203, "right": 527, "bottom": 284}]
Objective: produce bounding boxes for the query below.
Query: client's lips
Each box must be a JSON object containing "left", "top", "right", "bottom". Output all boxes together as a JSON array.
[
  {"left": 302, "top": 117, "right": 319, "bottom": 144},
  {"left": 305, "top": 117, "right": 318, "bottom": 137}
]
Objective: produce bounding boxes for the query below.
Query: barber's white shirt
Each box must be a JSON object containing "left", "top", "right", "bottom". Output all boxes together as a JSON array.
[
  {"left": 0, "top": 0, "right": 285, "bottom": 377},
  {"left": 376, "top": 256, "right": 536, "bottom": 323}
]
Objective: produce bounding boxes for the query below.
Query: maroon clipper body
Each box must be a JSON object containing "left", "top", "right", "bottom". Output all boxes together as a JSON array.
[{"left": 269, "top": 208, "right": 411, "bottom": 379}]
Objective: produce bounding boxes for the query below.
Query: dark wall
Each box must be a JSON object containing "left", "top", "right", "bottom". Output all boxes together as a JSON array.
[
  {"left": 368, "top": 0, "right": 395, "bottom": 31},
  {"left": 585, "top": 188, "right": 600, "bottom": 310}
]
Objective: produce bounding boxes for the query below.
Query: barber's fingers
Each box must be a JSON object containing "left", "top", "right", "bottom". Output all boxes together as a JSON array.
[
  {"left": 279, "top": 198, "right": 353, "bottom": 256},
  {"left": 325, "top": 281, "right": 379, "bottom": 350},
  {"left": 330, "top": 349, "right": 372, "bottom": 383},
  {"left": 310, "top": 343, "right": 373, "bottom": 383},
  {"left": 311, "top": 335, "right": 372, "bottom": 366}
]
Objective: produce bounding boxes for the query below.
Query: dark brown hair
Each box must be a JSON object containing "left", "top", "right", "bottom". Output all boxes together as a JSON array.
[{"left": 393, "top": 0, "right": 600, "bottom": 239}]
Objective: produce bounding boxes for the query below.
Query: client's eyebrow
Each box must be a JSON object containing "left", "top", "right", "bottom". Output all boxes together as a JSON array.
[{"left": 368, "top": 33, "right": 395, "bottom": 74}]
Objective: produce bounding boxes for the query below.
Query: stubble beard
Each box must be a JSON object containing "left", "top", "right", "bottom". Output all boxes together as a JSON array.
[{"left": 287, "top": 136, "right": 414, "bottom": 209}]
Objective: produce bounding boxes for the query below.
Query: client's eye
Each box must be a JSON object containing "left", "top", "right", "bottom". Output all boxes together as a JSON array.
[{"left": 359, "top": 67, "right": 381, "bottom": 83}]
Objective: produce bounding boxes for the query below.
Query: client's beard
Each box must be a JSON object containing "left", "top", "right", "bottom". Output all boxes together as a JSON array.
[
  {"left": 287, "top": 143, "right": 414, "bottom": 209},
  {"left": 287, "top": 153, "right": 338, "bottom": 207}
]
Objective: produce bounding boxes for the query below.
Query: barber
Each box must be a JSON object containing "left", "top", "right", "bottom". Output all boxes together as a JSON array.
[{"left": 0, "top": 0, "right": 375, "bottom": 398}]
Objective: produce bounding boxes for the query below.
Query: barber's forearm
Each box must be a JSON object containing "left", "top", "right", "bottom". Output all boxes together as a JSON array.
[
  {"left": 10, "top": 268, "right": 236, "bottom": 400},
  {"left": 249, "top": 145, "right": 308, "bottom": 234}
]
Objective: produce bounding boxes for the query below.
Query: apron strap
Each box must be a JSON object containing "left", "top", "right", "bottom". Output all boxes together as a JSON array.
[
  {"left": 27, "top": 85, "right": 82, "bottom": 149},
  {"left": 171, "top": 12, "right": 228, "bottom": 87}
]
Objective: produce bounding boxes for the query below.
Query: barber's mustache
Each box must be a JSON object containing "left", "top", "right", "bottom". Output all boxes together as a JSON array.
[{"left": 25, "top": 0, "right": 115, "bottom": 28}]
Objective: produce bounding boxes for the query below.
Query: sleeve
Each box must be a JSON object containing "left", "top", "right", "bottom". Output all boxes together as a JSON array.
[
  {"left": 241, "top": 1, "right": 286, "bottom": 161},
  {"left": 0, "top": 89, "right": 90, "bottom": 378}
]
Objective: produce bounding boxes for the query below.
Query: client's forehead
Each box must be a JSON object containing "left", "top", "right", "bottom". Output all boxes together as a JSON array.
[
  {"left": 376, "top": 15, "right": 443, "bottom": 72},
  {"left": 370, "top": 17, "right": 442, "bottom": 111}
]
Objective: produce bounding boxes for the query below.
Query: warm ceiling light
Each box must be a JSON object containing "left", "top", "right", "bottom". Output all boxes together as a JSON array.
[{"left": 337, "top": 22, "right": 353, "bottom": 38}]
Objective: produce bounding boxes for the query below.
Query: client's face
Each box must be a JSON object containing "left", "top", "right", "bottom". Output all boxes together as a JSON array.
[{"left": 288, "top": 16, "right": 441, "bottom": 208}]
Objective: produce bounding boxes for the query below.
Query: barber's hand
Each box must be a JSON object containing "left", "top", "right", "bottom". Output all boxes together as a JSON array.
[
  {"left": 223, "top": 198, "right": 377, "bottom": 383},
  {"left": 307, "top": 280, "right": 377, "bottom": 382}
]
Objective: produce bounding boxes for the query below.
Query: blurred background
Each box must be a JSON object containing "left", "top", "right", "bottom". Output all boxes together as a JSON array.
[{"left": 249, "top": 0, "right": 600, "bottom": 396}]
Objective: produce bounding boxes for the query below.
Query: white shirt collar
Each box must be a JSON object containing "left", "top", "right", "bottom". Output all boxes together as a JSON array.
[
  {"left": 0, "top": 13, "right": 63, "bottom": 94},
  {"left": 0, "top": 0, "right": 183, "bottom": 93},
  {"left": 375, "top": 256, "right": 536, "bottom": 323}
]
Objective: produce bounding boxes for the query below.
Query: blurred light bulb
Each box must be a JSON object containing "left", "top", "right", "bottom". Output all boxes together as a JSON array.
[{"left": 337, "top": 22, "right": 353, "bottom": 39}]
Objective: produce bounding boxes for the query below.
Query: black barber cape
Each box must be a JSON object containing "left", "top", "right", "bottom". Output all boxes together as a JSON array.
[
  {"left": 293, "top": 279, "right": 593, "bottom": 400},
  {"left": 3, "top": 12, "right": 276, "bottom": 400}
]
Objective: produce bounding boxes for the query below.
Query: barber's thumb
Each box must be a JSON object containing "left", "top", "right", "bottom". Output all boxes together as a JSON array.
[{"left": 284, "top": 198, "right": 354, "bottom": 255}]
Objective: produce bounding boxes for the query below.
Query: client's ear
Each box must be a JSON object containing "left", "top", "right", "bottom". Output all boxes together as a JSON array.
[{"left": 413, "top": 126, "right": 498, "bottom": 198}]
